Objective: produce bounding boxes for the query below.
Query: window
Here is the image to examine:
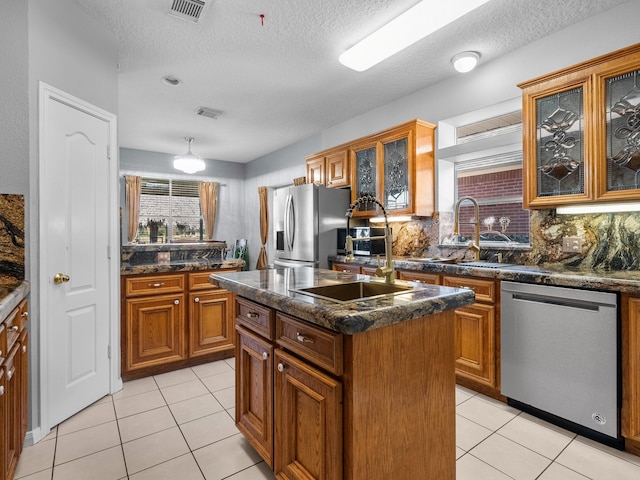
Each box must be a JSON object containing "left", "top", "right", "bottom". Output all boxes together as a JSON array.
[
  {"left": 437, "top": 99, "right": 530, "bottom": 247},
  {"left": 137, "top": 177, "right": 204, "bottom": 243}
]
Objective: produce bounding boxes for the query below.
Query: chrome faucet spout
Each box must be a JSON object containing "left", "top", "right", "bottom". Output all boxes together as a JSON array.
[
  {"left": 453, "top": 196, "right": 481, "bottom": 261},
  {"left": 345, "top": 195, "right": 395, "bottom": 283}
]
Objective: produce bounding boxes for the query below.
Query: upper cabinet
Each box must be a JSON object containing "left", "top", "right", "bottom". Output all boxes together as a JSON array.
[
  {"left": 306, "top": 119, "right": 436, "bottom": 217},
  {"left": 306, "top": 148, "right": 350, "bottom": 188},
  {"left": 520, "top": 43, "right": 640, "bottom": 208}
]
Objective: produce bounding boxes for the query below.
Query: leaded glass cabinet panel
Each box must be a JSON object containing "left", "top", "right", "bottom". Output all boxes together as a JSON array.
[
  {"left": 535, "top": 87, "right": 585, "bottom": 198},
  {"left": 383, "top": 137, "right": 410, "bottom": 211},
  {"left": 605, "top": 68, "right": 640, "bottom": 193},
  {"left": 352, "top": 145, "right": 377, "bottom": 215}
]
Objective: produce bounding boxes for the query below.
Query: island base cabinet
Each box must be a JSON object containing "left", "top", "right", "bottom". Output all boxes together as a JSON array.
[
  {"left": 274, "top": 349, "right": 342, "bottom": 480},
  {"left": 236, "top": 325, "right": 274, "bottom": 468}
]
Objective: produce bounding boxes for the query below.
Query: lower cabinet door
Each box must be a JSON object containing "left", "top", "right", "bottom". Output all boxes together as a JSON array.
[
  {"left": 453, "top": 303, "right": 496, "bottom": 388},
  {"left": 189, "top": 290, "right": 234, "bottom": 357},
  {"left": 19, "top": 329, "right": 28, "bottom": 451},
  {"left": 4, "top": 344, "right": 19, "bottom": 480},
  {"left": 274, "top": 349, "right": 342, "bottom": 480},
  {"left": 125, "top": 294, "right": 186, "bottom": 371},
  {"left": 236, "top": 325, "right": 274, "bottom": 467},
  {"left": 0, "top": 368, "right": 6, "bottom": 480}
]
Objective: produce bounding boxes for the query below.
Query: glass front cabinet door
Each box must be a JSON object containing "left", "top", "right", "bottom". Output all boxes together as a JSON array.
[{"left": 521, "top": 43, "right": 640, "bottom": 208}]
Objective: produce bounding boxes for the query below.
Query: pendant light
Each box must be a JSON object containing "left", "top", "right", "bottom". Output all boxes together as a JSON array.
[{"left": 173, "top": 137, "right": 205, "bottom": 174}]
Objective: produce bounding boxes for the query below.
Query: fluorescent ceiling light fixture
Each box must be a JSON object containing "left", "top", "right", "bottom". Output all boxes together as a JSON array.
[
  {"left": 452, "top": 51, "right": 480, "bottom": 73},
  {"left": 556, "top": 203, "right": 640, "bottom": 214},
  {"left": 339, "top": 0, "right": 490, "bottom": 72},
  {"left": 174, "top": 137, "right": 205, "bottom": 174}
]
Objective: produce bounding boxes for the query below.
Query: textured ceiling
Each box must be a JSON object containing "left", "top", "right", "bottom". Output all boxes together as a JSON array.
[{"left": 70, "top": 0, "right": 628, "bottom": 163}]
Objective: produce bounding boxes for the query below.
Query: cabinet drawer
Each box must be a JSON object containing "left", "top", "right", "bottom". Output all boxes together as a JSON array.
[
  {"left": 4, "top": 306, "right": 21, "bottom": 351},
  {"left": 17, "top": 298, "right": 28, "bottom": 330},
  {"left": 442, "top": 276, "right": 496, "bottom": 303},
  {"left": 276, "top": 313, "right": 343, "bottom": 376},
  {"left": 236, "top": 297, "right": 275, "bottom": 340},
  {"left": 332, "top": 263, "right": 361, "bottom": 274},
  {"left": 125, "top": 274, "right": 185, "bottom": 297},
  {"left": 188, "top": 269, "right": 239, "bottom": 292},
  {"left": 398, "top": 271, "right": 441, "bottom": 285}
]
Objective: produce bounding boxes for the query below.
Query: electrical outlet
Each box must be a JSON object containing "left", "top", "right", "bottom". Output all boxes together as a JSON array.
[{"left": 562, "top": 236, "right": 584, "bottom": 253}]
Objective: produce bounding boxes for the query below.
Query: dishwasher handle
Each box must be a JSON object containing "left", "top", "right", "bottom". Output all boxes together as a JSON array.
[{"left": 510, "top": 292, "right": 608, "bottom": 312}]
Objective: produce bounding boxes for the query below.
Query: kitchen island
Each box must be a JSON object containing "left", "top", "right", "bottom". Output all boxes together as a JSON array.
[{"left": 211, "top": 268, "right": 474, "bottom": 480}]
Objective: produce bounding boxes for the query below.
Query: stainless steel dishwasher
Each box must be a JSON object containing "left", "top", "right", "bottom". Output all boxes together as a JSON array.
[{"left": 501, "top": 281, "right": 620, "bottom": 446}]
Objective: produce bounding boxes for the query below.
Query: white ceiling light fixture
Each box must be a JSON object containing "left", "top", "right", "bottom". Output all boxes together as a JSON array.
[
  {"left": 452, "top": 51, "right": 480, "bottom": 73},
  {"left": 339, "top": 0, "right": 490, "bottom": 72},
  {"left": 174, "top": 137, "right": 206, "bottom": 174}
]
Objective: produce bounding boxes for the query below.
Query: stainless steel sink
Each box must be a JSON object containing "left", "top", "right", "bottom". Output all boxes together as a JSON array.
[{"left": 291, "top": 281, "right": 414, "bottom": 303}]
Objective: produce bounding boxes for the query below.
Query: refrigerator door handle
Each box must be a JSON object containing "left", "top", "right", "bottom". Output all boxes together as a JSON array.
[{"left": 285, "top": 193, "right": 295, "bottom": 251}]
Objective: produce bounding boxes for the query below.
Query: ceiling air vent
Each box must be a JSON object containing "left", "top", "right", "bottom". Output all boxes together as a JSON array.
[
  {"left": 195, "top": 106, "right": 221, "bottom": 120},
  {"left": 169, "top": 0, "right": 205, "bottom": 23},
  {"left": 456, "top": 111, "right": 522, "bottom": 144}
]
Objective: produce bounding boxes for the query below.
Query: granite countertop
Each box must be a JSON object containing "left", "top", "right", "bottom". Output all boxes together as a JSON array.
[
  {"left": 0, "top": 281, "right": 29, "bottom": 322},
  {"left": 121, "top": 259, "right": 245, "bottom": 275},
  {"left": 334, "top": 255, "right": 640, "bottom": 295},
  {"left": 210, "top": 268, "right": 475, "bottom": 335}
]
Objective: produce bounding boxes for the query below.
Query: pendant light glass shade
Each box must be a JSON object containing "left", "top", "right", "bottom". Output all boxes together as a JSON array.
[{"left": 174, "top": 137, "right": 205, "bottom": 174}]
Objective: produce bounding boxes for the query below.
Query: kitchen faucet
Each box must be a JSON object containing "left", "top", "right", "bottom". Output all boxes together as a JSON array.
[
  {"left": 345, "top": 195, "right": 395, "bottom": 283},
  {"left": 453, "top": 196, "right": 481, "bottom": 261}
]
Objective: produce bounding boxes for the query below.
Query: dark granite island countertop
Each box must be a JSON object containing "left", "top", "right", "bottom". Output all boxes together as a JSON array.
[{"left": 210, "top": 267, "right": 475, "bottom": 334}]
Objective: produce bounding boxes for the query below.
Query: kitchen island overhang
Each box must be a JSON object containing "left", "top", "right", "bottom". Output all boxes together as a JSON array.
[
  {"left": 210, "top": 267, "right": 475, "bottom": 335},
  {"left": 210, "top": 267, "right": 474, "bottom": 480}
]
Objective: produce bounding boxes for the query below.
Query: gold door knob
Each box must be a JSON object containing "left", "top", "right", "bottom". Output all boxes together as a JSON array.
[{"left": 53, "top": 273, "right": 70, "bottom": 284}]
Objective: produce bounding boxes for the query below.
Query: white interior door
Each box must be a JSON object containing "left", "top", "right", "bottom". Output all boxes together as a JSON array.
[{"left": 40, "top": 85, "right": 115, "bottom": 428}]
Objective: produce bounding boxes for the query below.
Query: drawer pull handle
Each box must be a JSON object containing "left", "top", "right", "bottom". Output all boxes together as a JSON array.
[
  {"left": 22, "top": 345, "right": 27, "bottom": 353},
  {"left": 7, "top": 369, "right": 13, "bottom": 380},
  {"left": 296, "top": 333, "right": 315, "bottom": 344},
  {"left": 150, "top": 282, "right": 165, "bottom": 287},
  {"left": 9, "top": 326, "right": 18, "bottom": 332},
  {"left": 262, "top": 352, "right": 268, "bottom": 360},
  {"left": 194, "top": 297, "right": 200, "bottom": 303},
  {"left": 246, "top": 312, "right": 260, "bottom": 319},
  {"left": 174, "top": 300, "right": 180, "bottom": 305},
  {"left": 277, "top": 363, "right": 284, "bottom": 372}
]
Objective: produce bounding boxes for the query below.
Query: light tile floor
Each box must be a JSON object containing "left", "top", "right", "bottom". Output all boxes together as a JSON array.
[{"left": 15, "top": 358, "right": 640, "bottom": 480}]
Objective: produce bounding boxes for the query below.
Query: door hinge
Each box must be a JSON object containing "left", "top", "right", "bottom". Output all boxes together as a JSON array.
[
  {"left": 107, "top": 345, "right": 111, "bottom": 359},
  {"left": 107, "top": 145, "right": 111, "bottom": 159},
  {"left": 107, "top": 245, "right": 111, "bottom": 259}
]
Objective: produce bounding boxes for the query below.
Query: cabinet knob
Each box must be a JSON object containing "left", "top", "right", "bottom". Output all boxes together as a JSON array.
[
  {"left": 174, "top": 300, "right": 180, "bottom": 305},
  {"left": 262, "top": 352, "right": 268, "bottom": 360},
  {"left": 22, "top": 345, "right": 27, "bottom": 353},
  {"left": 277, "top": 363, "right": 284, "bottom": 372},
  {"left": 194, "top": 297, "right": 200, "bottom": 303},
  {"left": 0, "top": 350, "right": 2, "bottom": 356},
  {"left": 296, "top": 332, "right": 315, "bottom": 344},
  {"left": 0, "top": 386, "right": 4, "bottom": 395},
  {"left": 21, "top": 311, "right": 28, "bottom": 318},
  {"left": 9, "top": 325, "right": 18, "bottom": 332},
  {"left": 7, "top": 369, "right": 13, "bottom": 380}
]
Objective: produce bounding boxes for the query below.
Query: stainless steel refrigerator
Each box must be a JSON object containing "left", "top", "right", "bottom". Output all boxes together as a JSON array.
[{"left": 272, "top": 183, "right": 350, "bottom": 269}]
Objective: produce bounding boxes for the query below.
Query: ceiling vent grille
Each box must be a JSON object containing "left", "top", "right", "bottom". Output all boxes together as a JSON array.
[
  {"left": 195, "top": 106, "right": 221, "bottom": 120},
  {"left": 456, "top": 111, "right": 522, "bottom": 144},
  {"left": 169, "top": 0, "right": 205, "bottom": 23}
]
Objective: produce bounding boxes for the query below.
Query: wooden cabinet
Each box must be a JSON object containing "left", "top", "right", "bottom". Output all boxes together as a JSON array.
[
  {"left": 121, "top": 269, "right": 239, "bottom": 380},
  {"left": 306, "top": 149, "right": 350, "bottom": 188},
  {"left": 331, "top": 262, "right": 361, "bottom": 274},
  {"left": 398, "top": 270, "right": 441, "bottom": 285},
  {"left": 623, "top": 294, "right": 640, "bottom": 455},
  {"left": 1, "top": 298, "right": 28, "bottom": 480},
  {"left": 520, "top": 43, "right": 640, "bottom": 207},
  {"left": 349, "top": 119, "right": 436, "bottom": 218},
  {"left": 234, "top": 295, "right": 456, "bottom": 479},
  {"left": 442, "top": 276, "right": 499, "bottom": 396}
]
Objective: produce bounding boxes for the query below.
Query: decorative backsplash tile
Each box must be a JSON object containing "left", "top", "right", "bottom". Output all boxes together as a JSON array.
[{"left": 0, "top": 194, "right": 25, "bottom": 285}]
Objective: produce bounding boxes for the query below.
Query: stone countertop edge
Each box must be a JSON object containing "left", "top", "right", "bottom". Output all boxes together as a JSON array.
[
  {"left": 0, "top": 281, "right": 30, "bottom": 322},
  {"left": 337, "top": 256, "right": 640, "bottom": 296},
  {"left": 121, "top": 259, "right": 245, "bottom": 275},
  {"left": 210, "top": 269, "right": 475, "bottom": 335}
]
